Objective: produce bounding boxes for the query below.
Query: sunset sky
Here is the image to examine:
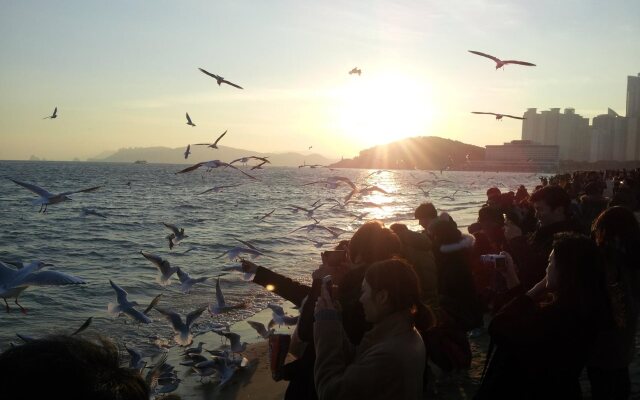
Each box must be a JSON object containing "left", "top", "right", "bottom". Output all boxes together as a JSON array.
[{"left": 1, "top": 0, "right": 639, "bottom": 161}]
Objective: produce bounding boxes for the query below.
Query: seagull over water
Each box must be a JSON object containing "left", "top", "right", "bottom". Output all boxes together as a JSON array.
[
  {"left": 468, "top": 50, "right": 536, "bottom": 69},
  {"left": 140, "top": 251, "right": 178, "bottom": 285},
  {"left": 198, "top": 68, "right": 244, "bottom": 89},
  {"left": 247, "top": 320, "right": 274, "bottom": 339},
  {"left": 267, "top": 303, "right": 299, "bottom": 327},
  {"left": 195, "top": 130, "right": 227, "bottom": 149},
  {"left": 43, "top": 107, "right": 58, "bottom": 119},
  {"left": 0, "top": 260, "right": 85, "bottom": 313},
  {"left": 209, "top": 277, "right": 246, "bottom": 315},
  {"left": 163, "top": 222, "right": 188, "bottom": 250},
  {"left": 185, "top": 113, "right": 196, "bottom": 127},
  {"left": 471, "top": 111, "right": 525, "bottom": 120},
  {"left": 8, "top": 178, "right": 101, "bottom": 213},
  {"left": 175, "top": 160, "right": 258, "bottom": 180},
  {"left": 184, "top": 144, "right": 191, "bottom": 160},
  {"left": 155, "top": 306, "right": 207, "bottom": 346},
  {"left": 176, "top": 267, "right": 208, "bottom": 294},
  {"left": 197, "top": 183, "right": 241, "bottom": 195},
  {"left": 80, "top": 207, "right": 107, "bottom": 219},
  {"left": 107, "top": 280, "right": 153, "bottom": 324},
  {"left": 214, "top": 239, "right": 266, "bottom": 261}
]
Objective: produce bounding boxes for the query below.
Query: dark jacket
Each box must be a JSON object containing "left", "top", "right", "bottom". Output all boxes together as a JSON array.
[
  {"left": 507, "top": 219, "right": 583, "bottom": 290},
  {"left": 477, "top": 286, "right": 598, "bottom": 400},
  {"left": 395, "top": 229, "right": 439, "bottom": 306}
]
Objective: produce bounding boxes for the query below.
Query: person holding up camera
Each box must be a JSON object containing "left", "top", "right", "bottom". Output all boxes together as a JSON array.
[
  {"left": 314, "top": 258, "right": 432, "bottom": 400},
  {"left": 475, "top": 233, "right": 610, "bottom": 400}
]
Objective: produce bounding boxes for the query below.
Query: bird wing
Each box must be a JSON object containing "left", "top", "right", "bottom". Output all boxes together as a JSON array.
[
  {"left": 235, "top": 239, "right": 259, "bottom": 251},
  {"left": 197, "top": 187, "right": 216, "bottom": 195},
  {"left": 70, "top": 317, "right": 93, "bottom": 336},
  {"left": 212, "top": 130, "right": 227, "bottom": 146},
  {"left": 0, "top": 261, "right": 18, "bottom": 284},
  {"left": 471, "top": 112, "right": 497, "bottom": 116},
  {"left": 109, "top": 279, "right": 129, "bottom": 304},
  {"left": 186, "top": 113, "right": 193, "bottom": 124},
  {"left": 163, "top": 223, "right": 180, "bottom": 236},
  {"left": 140, "top": 251, "right": 164, "bottom": 268},
  {"left": 175, "top": 163, "right": 204, "bottom": 174},
  {"left": 222, "top": 80, "right": 243, "bottom": 90},
  {"left": 468, "top": 50, "right": 501, "bottom": 63},
  {"left": 124, "top": 307, "right": 153, "bottom": 323},
  {"left": 186, "top": 306, "right": 207, "bottom": 327},
  {"left": 21, "top": 270, "right": 86, "bottom": 286},
  {"left": 502, "top": 60, "right": 536, "bottom": 66},
  {"left": 333, "top": 176, "right": 357, "bottom": 190},
  {"left": 215, "top": 278, "right": 226, "bottom": 307},
  {"left": 226, "top": 164, "right": 259, "bottom": 180},
  {"left": 59, "top": 185, "right": 102, "bottom": 197},
  {"left": 53, "top": 107, "right": 57, "bottom": 116},
  {"left": 247, "top": 321, "right": 268, "bottom": 337},
  {"left": 176, "top": 267, "right": 190, "bottom": 283},
  {"left": 155, "top": 307, "right": 185, "bottom": 331},
  {"left": 143, "top": 294, "right": 163, "bottom": 315},
  {"left": 8, "top": 178, "right": 54, "bottom": 198},
  {"left": 503, "top": 114, "right": 526, "bottom": 120},
  {"left": 198, "top": 68, "right": 219, "bottom": 79}
]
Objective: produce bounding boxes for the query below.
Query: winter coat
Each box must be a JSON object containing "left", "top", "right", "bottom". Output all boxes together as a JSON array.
[
  {"left": 395, "top": 229, "right": 439, "bottom": 307},
  {"left": 314, "top": 311, "right": 425, "bottom": 400}
]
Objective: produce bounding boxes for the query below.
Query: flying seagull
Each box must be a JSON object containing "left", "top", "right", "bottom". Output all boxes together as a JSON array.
[
  {"left": 0, "top": 260, "right": 85, "bottom": 313},
  {"left": 349, "top": 67, "right": 362, "bottom": 76},
  {"left": 176, "top": 267, "right": 208, "bottom": 294},
  {"left": 198, "top": 68, "right": 244, "bottom": 89},
  {"left": 175, "top": 160, "right": 258, "bottom": 180},
  {"left": 8, "top": 178, "right": 101, "bottom": 213},
  {"left": 194, "top": 130, "right": 227, "bottom": 149},
  {"left": 155, "top": 306, "right": 207, "bottom": 346},
  {"left": 185, "top": 113, "right": 196, "bottom": 127},
  {"left": 43, "top": 107, "right": 58, "bottom": 119},
  {"left": 209, "top": 277, "right": 246, "bottom": 315},
  {"left": 468, "top": 50, "right": 536, "bottom": 69},
  {"left": 163, "top": 222, "right": 188, "bottom": 250},
  {"left": 184, "top": 144, "right": 191, "bottom": 160},
  {"left": 140, "top": 251, "right": 178, "bottom": 286},
  {"left": 107, "top": 280, "right": 153, "bottom": 324},
  {"left": 471, "top": 112, "right": 525, "bottom": 120}
]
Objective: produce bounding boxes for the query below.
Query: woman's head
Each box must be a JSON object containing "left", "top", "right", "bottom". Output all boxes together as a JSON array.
[
  {"left": 361, "top": 259, "right": 434, "bottom": 329},
  {"left": 546, "top": 233, "right": 607, "bottom": 313},
  {"left": 591, "top": 206, "right": 640, "bottom": 247},
  {"left": 348, "top": 221, "right": 401, "bottom": 264}
]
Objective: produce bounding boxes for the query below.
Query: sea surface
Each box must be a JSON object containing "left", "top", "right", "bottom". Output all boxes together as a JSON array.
[{"left": 0, "top": 161, "right": 544, "bottom": 354}]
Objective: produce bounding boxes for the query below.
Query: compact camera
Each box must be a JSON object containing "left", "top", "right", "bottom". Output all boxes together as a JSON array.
[{"left": 480, "top": 254, "right": 506, "bottom": 268}]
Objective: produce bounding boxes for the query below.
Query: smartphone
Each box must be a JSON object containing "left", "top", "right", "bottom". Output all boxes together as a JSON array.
[{"left": 322, "top": 250, "right": 346, "bottom": 267}]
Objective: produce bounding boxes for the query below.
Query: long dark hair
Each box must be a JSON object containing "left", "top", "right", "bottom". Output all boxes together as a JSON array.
[
  {"left": 592, "top": 206, "right": 640, "bottom": 268},
  {"left": 550, "top": 233, "right": 609, "bottom": 320},
  {"left": 364, "top": 258, "right": 435, "bottom": 331},
  {"left": 348, "top": 221, "right": 402, "bottom": 264}
]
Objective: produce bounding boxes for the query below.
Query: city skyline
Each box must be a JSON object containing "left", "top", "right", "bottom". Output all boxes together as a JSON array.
[{"left": 1, "top": 0, "right": 639, "bottom": 161}]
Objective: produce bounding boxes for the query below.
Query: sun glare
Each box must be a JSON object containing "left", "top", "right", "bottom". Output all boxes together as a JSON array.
[{"left": 335, "top": 72, "right": 435, "bottom": 148}]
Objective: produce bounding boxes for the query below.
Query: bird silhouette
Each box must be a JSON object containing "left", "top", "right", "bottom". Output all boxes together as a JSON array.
[
  {"left": 185, "top": 113, "right": 196, "bottom": 127},
  {"left": 194, "top": 130, "right": 227, "bottom": 149},
  {"left": 184, "top": 144, "right": 191, "bottom": 159},
  {"left": 43, "top": 107, "right": 57, "bottom": 119},
  {"left": 198, "top": 68, "right": 243, "bottom": 89},
  {"left": 468, "top": 50, "right": 535, "bottom": 69},
  {"left": 471, "top": 111, "right": 525, "bottom": 120},
  {"left": 349, "top": 67, "right": 362, "bottom": 76}
]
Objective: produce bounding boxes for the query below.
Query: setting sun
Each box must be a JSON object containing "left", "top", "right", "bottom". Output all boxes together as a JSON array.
[{"left": 334, "top": 72, "right": 435, "bottom": 148}]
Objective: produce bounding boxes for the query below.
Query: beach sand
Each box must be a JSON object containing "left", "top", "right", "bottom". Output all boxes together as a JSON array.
[{"left": 162, "top": 324, "right": 640, "bottom": 399}]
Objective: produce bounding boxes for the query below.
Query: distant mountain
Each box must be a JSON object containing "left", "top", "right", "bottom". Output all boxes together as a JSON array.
[
  {"left": 330, "top": 136, "right": 485, "bottom": 170},
  {"left": 88, "top": 145, "right": 337, "bottom": 167}
]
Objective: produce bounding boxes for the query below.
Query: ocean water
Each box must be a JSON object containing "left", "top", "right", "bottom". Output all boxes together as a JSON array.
[{"left": 0, "top": 161, "right": 543, "bottom": 353}]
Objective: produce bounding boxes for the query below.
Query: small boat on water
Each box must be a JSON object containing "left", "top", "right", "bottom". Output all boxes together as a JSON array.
[{"left": 134, "top": 160, "right": 147, "bottom": 164}]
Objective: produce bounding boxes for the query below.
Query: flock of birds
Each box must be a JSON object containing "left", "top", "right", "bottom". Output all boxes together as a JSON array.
[{"left": 7, "top": 49, "right": 538, "bottom": 395}]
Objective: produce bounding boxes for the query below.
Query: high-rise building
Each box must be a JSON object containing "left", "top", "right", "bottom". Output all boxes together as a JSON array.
[
  {"left": 627, "top": 73, "right": 640, "bottom": 118},
  {"left": 521, "top": 107, "right": 589, "bottom": 160}
]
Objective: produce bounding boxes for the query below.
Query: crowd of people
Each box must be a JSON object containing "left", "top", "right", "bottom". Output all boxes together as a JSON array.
[{"left": 2, "top": 168, "right": 639, "bottom": 399}]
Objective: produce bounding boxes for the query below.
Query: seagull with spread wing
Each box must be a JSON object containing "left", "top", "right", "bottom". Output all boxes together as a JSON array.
[
  {"left": 107, "top": 280, "right": 153, "bottom": 324},
  {"left": 43, "top": 107, "right": 58, "bottom": 119},
  {"left": 349, "top": 67, "right": 362, "bottom": 76},
  {"left": 8, "top": 178, "right": 101, "bottom": 213},
  {"left": 209, "top": 277, "right": 246, "bottom": 315},
  {"left": 214, "top": 239, "right": 266, "bottom": 260},
  {"left": 471, "top": 111, "right": 525, "bottom": 120},
  {"left": 176, "top": 267, "right": 208, "bottom": 294},
  {"left": 197, "top": 183, "right": 242, "bottom": 195},
  {"left": 194, "top": 130, "right": 227, "bottom": 149},
  {"left": 198, "top": 68, "right": 244, "bottom": 89},
  {"left": 184, "top": 144, "right": 191, "bottom": 159},
  {"left": 140, "top": 251, "right": 178, "bottom": 285},
  {"left": 247, "top": 320, "right": 274, "bottom": 339},
  {"left": 155, "top": 306, "right": 207, "bottom": 346},
  {"left": 468, "top": 50, "right": 536, "bottom": 69},
  {"left": 0, "top": 260, "right": 85, "bottom": 313},
  {"left": 175, "top": 160, "right": 258, "bottom": 180},
  {"left": 163, "top": 222, "right": 188, "bottom": 250},
  {"left": 185, "top": 112, "right": 196, "bottom": 127}
]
